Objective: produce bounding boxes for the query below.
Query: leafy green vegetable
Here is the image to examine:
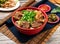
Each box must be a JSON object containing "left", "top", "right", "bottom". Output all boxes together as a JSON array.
[
  {"left": 51, "top": 7, "right": 60, "bottom": 13},
  {"left": 20, "top": 10, "right": 36, "bottom": 23}
]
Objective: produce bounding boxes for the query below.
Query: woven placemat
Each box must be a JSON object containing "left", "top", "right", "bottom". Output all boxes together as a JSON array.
[
  {"left": 0, "top": 23, "right": 60, "bottom": 44},
  {"left": 0, "top": 0, "right": 35, "bottom": 26}
]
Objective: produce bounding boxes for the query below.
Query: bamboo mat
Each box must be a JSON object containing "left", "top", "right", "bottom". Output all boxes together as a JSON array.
[
  {"left": 0, "top": 0, "right": 35, "bottom": 26},
  {"left": 0, "top": 23, "right": 60, "bottom": 44}
]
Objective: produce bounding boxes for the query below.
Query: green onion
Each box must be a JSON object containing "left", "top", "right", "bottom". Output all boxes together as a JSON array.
[{"left": 19, "top": 10, "right": 36, "bottom": 23}]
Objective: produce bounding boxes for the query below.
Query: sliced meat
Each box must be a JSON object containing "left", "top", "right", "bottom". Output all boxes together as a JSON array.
[
  {"left": 35, "top": 11, "right": 43, "bottom": 20},
  {"left": 35, "top": 11, "right": 45, "bottom": 23},
  {"left": 20, "top": 21, "right": 30, "bottom": 28},
  {"left": 31, "top": 21, "right": 42, "bottom": 28},
  {"left": 13, "top": 11, "right": 22, "bottom": 20},
  {"left": 36, "top": 17, "right": 45, "bottom": 23}
]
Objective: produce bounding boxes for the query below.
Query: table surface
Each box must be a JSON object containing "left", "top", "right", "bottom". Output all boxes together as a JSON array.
[
  {"left": 0, "top": 33, "right": 16, "bottom": 44},
  {"left": 46, "top": 26, "right": 60, "bottom": 44}
]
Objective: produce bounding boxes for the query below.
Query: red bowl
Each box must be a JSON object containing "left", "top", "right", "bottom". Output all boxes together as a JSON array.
[
  {"left": 38, "top": 4, "right": 51, "bottom": 12},
  {"left": 48, "top": 15, "right": 59, "bottom": 24},
  {"left": 12, "top": 7, "right": 48, "bottom": 35}
]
